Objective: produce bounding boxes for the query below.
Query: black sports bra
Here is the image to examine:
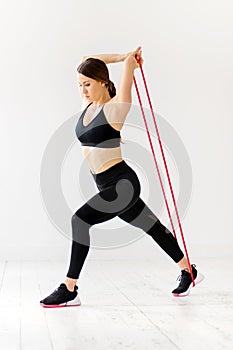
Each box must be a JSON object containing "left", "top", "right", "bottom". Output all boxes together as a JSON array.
[{"left": 75, "top": 103, "right": 121, "bottom": 148}]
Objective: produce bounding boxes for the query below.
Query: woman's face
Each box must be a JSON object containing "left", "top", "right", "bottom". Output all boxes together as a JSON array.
[{"left": 78, "top": 73, "right": 104, "bottom": 103}]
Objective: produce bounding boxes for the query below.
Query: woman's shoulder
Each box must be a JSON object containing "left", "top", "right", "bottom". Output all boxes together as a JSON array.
[{"left": 103, "top": 98, "right": 131, "bottom": 131}]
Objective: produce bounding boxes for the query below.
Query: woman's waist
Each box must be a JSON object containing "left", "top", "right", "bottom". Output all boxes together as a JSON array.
[
  {"left": 82, "top": 147, "right": 123, "bottom": 173},
  {"left": 90, "top": 158, "right": 124, "bottom": 176},
  {"left": 90, "top": 159, "right": 138, "bottom": 188}
]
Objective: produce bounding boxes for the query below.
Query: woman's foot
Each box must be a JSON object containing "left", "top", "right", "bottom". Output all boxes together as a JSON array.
[
  {"left": 172, "top": 264, "right": 204, "bottom": 297},
  {"left": 40, "top": 283, "right": 81, "bottom": 308}
]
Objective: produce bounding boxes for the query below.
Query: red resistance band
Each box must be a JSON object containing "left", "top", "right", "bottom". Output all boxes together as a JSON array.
[{"left": 133, "top": 58, "right": 195, "bottom": 287}]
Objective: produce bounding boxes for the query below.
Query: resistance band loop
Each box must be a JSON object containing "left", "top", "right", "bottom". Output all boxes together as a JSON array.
[{"left": 133, "top": 59, "right": 195, "bottom": 286}]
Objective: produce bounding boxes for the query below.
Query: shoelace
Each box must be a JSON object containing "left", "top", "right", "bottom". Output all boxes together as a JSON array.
[
  {"left": 176, "top": 273, "right": 191, "bottom": 288},
  {"left": 49, "top": 284, "right": 67, "bottom": 297},
  {"left": 176, "top": 275, "right": 182, "bottom": 282},
  {"left": 176, "top": 264, "right": 196, "bottom": 283}
]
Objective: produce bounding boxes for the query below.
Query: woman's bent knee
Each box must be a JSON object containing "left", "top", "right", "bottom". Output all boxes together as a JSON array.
[{"left": 71, "top": 212, "right": 92, "bottom": 246}]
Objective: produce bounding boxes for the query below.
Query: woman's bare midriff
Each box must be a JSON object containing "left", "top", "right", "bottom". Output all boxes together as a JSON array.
[{"left": 82, "top": 146, "right": 123, "bottom": 174}]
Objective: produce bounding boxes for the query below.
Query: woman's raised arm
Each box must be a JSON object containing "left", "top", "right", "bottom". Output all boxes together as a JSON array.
[
  {"left": 113, "top": 46, "right": 143, "bottom": 104},
  {"left": 103, "top": 47, "right": 143, "bottom": 131}
]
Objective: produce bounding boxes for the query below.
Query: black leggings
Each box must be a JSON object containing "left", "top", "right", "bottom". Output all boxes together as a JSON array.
[{"left": 67, "top": 160, "right": 184, "bottom": 279}]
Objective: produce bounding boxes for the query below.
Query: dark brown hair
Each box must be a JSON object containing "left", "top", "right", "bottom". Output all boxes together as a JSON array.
[{"left": 77, "top": 58, "right": 116, "bottom": 98}]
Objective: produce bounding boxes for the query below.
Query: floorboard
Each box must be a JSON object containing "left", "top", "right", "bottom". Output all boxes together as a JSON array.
[{"left": 0, "top": 257, "right": 232, "bottom": 350}]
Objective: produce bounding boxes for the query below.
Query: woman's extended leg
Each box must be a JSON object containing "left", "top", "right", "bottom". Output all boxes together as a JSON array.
[
  {"left": 118, "top": 198, "right": 204, "bottom": 296},
  {"left": 117, "top": 196, "right": 185, "bottom": 262}
]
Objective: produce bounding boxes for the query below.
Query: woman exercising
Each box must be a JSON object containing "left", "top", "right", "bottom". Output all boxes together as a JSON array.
[{"left": 40, "top": 47, "right": 204, "bottom": 307}]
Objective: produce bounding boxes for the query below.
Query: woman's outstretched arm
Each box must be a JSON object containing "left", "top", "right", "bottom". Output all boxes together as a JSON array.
[
  {"left": 81, "top": 46, "right": 142, "bottom": 65},
  {"left": 81, "top": 53, "right": 127, "bottom": 64}
]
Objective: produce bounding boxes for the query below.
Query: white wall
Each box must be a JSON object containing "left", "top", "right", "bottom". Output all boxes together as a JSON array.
[{"left": 0, "top": 0, "right": 232, "bottom": 261}]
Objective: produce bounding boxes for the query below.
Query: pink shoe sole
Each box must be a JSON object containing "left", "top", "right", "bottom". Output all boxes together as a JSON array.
[{"left": 40, "top": 302, "right": 81, "bottom": 308}]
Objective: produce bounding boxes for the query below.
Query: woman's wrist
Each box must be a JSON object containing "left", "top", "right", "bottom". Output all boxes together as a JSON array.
[
  {"left": 110, "top": 53, "right": 127, "bottom": 63},
  {"left": 124, "top": 55, "right": 138, "bottom": 70},
  {"left": 119, "top": 53, "right": 128, "bottom": 62}
]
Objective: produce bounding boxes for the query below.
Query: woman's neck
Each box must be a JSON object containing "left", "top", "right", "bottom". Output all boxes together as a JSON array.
[
  {"left": 92, "top": 90, "right": 112, "bottom": 107},
  {"left": 94, "top": 97, "right": 111, "bottom": 107}
]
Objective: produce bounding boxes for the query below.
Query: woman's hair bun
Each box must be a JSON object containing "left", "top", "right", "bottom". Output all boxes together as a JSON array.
[{"left": 106, "top": 80, "right": 116, "bottom": 98}]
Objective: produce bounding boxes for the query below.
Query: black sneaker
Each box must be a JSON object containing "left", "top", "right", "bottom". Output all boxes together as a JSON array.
[
  {"left": 40, "top": 283, "right": 81, "bottom": 308},
  {"left": 172, "top": 264, "right": 204, "bottom": 297}
]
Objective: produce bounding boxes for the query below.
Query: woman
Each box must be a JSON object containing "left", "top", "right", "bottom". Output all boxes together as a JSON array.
[{"left": 40, "top": 47, "right": 204, "bottom": 307}]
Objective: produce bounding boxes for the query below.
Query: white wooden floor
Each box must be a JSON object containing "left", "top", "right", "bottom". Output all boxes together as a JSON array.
[{"left": 0, "top": 257, "right": 232, "bottom": 350}]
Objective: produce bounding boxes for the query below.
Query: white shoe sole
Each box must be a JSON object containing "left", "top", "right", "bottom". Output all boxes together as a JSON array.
[
  {"left": 40, "top": 295, "right": 81, "bottom": 308},
  {"left": 172, "top": 271, "right": 205, "bottom": 297}
]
